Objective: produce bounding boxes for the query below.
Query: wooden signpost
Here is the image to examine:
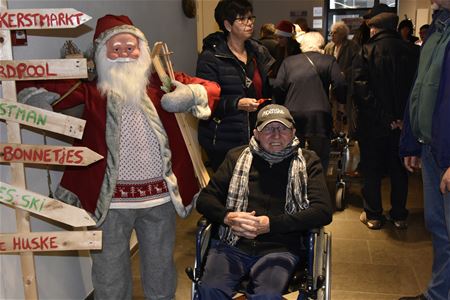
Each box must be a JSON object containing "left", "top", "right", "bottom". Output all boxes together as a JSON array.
[
  {"left": 0, "top": 59, "right": 87, "bottom": 81},
  {"left": 0, "top": 231, "right": 101, "bottom": 253},
  {"left": 0, "top": 181, "right": 97, "bottom": 227},
  {"left": 0, "top": 98, "right": 86, "bottom": 139},
  {"left": 0, "top": 143, "right": 103, "bottom": 166},
  {"left": 0, "top": 2, "right": 99, "bottom": 299},
  {"left": 0, "top": 8, "right": 91, "bottom": 29}
]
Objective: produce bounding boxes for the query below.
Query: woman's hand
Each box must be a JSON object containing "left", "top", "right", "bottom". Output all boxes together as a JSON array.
[{"left": 237, "top": 98, "right": 259, "bottom": 112}]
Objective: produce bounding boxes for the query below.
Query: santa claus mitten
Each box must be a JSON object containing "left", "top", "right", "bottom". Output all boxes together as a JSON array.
[
  {"left": 161, "top": 80, "right": 211, "bottom": 119},
  {"left": 17, "top": 87, "right": 60, "bottom": 111}
]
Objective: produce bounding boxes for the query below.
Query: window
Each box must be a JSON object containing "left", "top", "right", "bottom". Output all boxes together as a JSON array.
[
  {"left": 329, "top": 0, "right": 396, "bottom": 9},
  {"left": 325, "top": 0, "right": 398, "bottom": 41}
]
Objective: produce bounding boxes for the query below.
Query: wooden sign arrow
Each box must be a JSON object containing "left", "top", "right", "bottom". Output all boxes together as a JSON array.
[
  {"left": 0, "top": 143, "right": 103, "bottom": 166},
  {"left": 0, "top": 181, "right": 96, "bottom": 227},
  {"left": 0, "top": 59, "right": 87, "bottom": 81},
  {"left": 0, "top": 231, "right": 102, "bottom": 253},
  {"left": 0, "top": 8, "right": 91, "bottom": 30},
  {"left": 0, "top": 98, "right": 85, "bottom": 139}
]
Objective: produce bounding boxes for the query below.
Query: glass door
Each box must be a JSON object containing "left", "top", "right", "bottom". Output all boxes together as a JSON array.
[{"left": 325, "top": 0, "right": 398, "bottom": 41}]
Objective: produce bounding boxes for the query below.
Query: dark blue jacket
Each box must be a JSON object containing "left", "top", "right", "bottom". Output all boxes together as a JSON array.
[
  {"left": 400, "top": 8, "right": 450, "bottom": 169},
  {"left": 196, "top": 32, "right": 274, "bottom": 154}
]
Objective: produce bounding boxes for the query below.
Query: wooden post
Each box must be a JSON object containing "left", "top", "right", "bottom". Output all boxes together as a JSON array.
[
  {"left": 151, "top": 42, "right": 210, "bottom": 188},
  {"left": 0, "top": 0, "right": 38, "bottom": 298}
]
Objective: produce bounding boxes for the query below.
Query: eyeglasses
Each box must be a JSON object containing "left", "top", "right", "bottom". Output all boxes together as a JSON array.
[
  {"left": 235, "top": 15, "right": 256, "bottom": 25},
  {"left": 260, "top": 125, "right": 292, "bottom": 135}
]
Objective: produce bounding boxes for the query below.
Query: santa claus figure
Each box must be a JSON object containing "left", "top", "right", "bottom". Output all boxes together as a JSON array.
[{"left": 18, "top": 15, "right": 219, "bottom": 299}]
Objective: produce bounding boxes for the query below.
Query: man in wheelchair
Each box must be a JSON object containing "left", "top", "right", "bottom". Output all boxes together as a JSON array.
[{"left": 196, "top": 104, "right": 333, "bottom": 299}]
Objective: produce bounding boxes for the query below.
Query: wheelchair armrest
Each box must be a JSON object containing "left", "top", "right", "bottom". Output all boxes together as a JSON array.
[
  {"left": 306, "top": 227, "right": 331, "bottom": 294},
  {"left": 185, "top": 217, "right": 214, "bottom": 283},
  {"left": 197, "top": 216, "right": 210, "bottom": 228}
]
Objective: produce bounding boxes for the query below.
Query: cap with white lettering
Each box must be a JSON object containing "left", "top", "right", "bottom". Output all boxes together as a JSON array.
[{"left": 256, "top": 104, "right": 295, "bottom": 131}]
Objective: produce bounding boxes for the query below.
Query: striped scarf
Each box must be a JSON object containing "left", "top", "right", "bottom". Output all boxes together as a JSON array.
[{"left": 219, "top": 136, "right": 309, "bottom": 246}]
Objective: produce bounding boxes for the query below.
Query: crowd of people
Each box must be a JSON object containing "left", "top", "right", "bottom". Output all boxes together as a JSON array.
[
  {"left": 194, "top": 0, "right": 449, "bottom": 299},
  {"left": 15, "top": 0, "right": 449, "bottom": 299},
  {"left": 196, "top": 0, "right": 423, "bottom": 232}
]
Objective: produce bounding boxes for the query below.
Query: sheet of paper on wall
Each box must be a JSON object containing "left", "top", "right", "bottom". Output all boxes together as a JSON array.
[
  {"left": 313, "top": 19, "right": 322, "bottom": 29},
  {"left": 313, "top": 7, "right": 322, "bottom": 17}
]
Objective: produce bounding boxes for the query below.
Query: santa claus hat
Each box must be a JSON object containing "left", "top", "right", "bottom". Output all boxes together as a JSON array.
[
  {"left": 275, "top": 20, "right": 294, "bottom": 37},
  {"left": 93, "top": 14, "right": 147, "bottom": 49}
]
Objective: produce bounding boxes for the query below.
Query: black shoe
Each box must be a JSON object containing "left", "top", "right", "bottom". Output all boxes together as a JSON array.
[
  {"left": 398, "top": 294, "right": 427, "bottom": 300},
  {"left": 386, "top": 214, "right": 408, "bottom": 229}
]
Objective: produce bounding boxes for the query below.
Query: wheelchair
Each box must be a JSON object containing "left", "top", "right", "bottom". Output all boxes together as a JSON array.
[
  {"left": 185, "top": 218, "right": 332, "bottom": 300},
  {"left": 328, "top": 131, "right": 351, "bottom": 211}
]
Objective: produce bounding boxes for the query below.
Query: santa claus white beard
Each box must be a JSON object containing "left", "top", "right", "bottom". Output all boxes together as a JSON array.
[{"left": 95, "top": 44, "right": 151, "bottom": 105}]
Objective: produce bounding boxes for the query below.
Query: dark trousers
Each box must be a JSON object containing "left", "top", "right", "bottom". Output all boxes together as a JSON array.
[
  {"left": 299, "top": 135, "right": 331, "bottom": 171},
  {"left": 359, "top": 130, "right": 408, "bottom": 221},
  {"left": 197, "top": 240, "right": 299, "bottom": 300}
]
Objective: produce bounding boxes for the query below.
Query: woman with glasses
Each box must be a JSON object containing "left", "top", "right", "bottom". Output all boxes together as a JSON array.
[{"left": 196, "top": 0, "right": 275, "bottom": 171}]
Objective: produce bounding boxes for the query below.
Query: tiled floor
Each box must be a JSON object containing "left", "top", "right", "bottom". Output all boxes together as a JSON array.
[
  {"left": 131, "top": 149, "right": 431, "bottom": 300},
  {"left": 327, "top": 173, "right": 431, "bottom": 299}
]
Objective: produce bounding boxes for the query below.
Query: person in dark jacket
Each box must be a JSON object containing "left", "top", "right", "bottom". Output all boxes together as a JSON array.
[
  {"left": 196, "top": 0, "right": 275, "bottom": 171},
  {"left": 196, "top": 104, "right": 332, "bottom": 299},
  {"left": 325, "top": 21, "right": 360, "bottom": 138},
  {"left": 398, "top": 18, "right": 420, "bottom": 44},
  {"left": 272, "top": 31, "right": 347, "bottom": 170},
  {"left": 352, "top": 4, "right": 392, "bottom": 47},
  {"left": 259, "top": 23, "right": 278, "bottom": 58},
  {"left": 399, "top": 2, "right": 450, "bottom": 299},
  {"left": 352, "top": 8, "right": 419, "bottom": 230},
  {"left": 416, "top": 23, "right": 430, "bottom": 46}
]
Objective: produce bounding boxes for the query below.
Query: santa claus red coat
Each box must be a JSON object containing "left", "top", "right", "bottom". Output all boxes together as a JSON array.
[{"left": 17, "top": 73, "right": 219, "bottom": 225}]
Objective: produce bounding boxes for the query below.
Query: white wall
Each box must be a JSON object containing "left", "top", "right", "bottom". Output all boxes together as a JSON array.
[
  {"left": 0, "top": 1, "right": 198, "bottom": 299},
  {"left": 8, "top": 0, "right": 198, "bottom": 73}
]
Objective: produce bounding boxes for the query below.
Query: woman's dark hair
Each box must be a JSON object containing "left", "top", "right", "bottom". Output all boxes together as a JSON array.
[{"left": 214, "top": 0, "right": 253, "bottom": 33}]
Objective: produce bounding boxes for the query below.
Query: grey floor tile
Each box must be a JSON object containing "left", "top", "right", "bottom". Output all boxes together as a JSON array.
[
  {"left": 332, "top": 238, "right": 371, "bottom": 264},
  {"left": 412, "top": 261, "right": 432, "bottom": 293},
  {"left": 332, "top": 262, "right": 421, "bottom": 295},
  {"left": 331, "top": 290, "right": 402, "bottom": 300},
  {"left": 368, "top": 239, "right": 432, "bottom": 267},
  {"left": 326, "top": 218, "right": 399, "bottom": 241}
]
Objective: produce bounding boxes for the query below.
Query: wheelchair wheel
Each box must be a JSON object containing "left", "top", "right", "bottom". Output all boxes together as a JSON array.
[{"left": 335, "top": 184, "right": 345, "bottom": 211}]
